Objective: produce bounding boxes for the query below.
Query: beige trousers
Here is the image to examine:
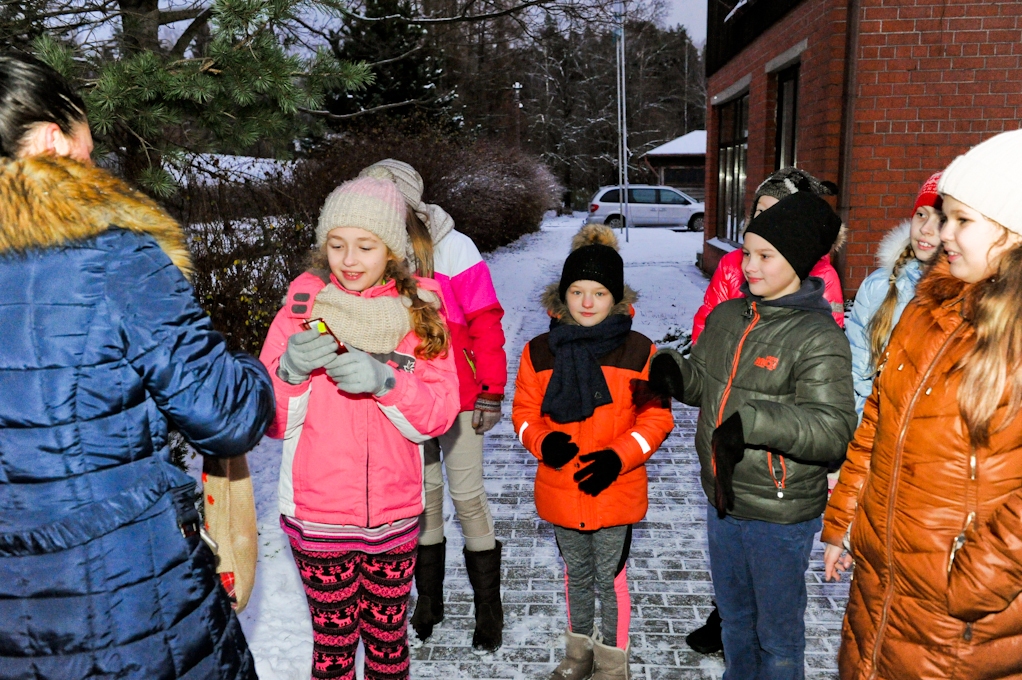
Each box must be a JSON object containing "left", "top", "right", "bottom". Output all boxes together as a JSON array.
[{"left": 419, "top": 411, "right": 496, "bottom": 552}]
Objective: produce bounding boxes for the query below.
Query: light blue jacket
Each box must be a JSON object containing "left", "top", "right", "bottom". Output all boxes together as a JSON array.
[{"left": 846, "top": 222, "right": 924, "bottom": 419}]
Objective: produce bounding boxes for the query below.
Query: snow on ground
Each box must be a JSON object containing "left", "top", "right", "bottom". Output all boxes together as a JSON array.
[{"left": 230, "top": 214, "right": 844, "bottom": 679}]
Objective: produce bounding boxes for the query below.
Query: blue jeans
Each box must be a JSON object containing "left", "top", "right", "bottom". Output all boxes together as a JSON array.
[{"left": 706, "top": 505, "right": 821, "bottom": 680}]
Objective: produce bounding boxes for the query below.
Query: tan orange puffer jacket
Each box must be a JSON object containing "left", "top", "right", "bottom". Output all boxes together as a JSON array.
[
  {"left": 823, "top": 259, "right": 1022, "bottom": 680},
  {"left": 512, "top": 287, "right": 674, "bottom": 530}
]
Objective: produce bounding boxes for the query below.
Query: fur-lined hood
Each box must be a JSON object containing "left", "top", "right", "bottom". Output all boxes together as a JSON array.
[
  {"left": 0, "top": 155, "right": 191, "bottom": 277},
  {"left": 875, "top": 220, "right": 912, "bottom": 270},
  {"left": 541, "top": 281, "right": 638, "bottom": 325},
  {"left": 915, "top": 254, "right": 980, "bottom": 322}
]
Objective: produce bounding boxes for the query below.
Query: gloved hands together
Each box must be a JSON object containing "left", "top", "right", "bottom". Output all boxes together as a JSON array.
[
  {"left": 278, "top": 329, "right": 339, "bottom": 385},
  {"left": 471, "top": 394, "right": 503, "bottom": 434},
  {"left": 712, "top": 412, "right": 746, "bottom": 518},
  {"left": 633, "top": 352, "right": 685, "bottom": 408},
  {"left": 325, "top": 347, "right": 396, "bottom": 396},
  {"left": 541, "top": 431, "right": 579, "bottom": 469},
  {"left": 574, "top": 449, "right": 622, "bottom": 496}
]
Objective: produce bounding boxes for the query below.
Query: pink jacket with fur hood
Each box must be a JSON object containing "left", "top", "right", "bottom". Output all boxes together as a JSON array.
[{"left": 259, "top": 272, "right": 460, "bottom": 527}]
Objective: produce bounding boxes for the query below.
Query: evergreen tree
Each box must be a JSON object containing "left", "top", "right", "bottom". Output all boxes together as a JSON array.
[
  {"left": 19, "top": 0, "right": 374, "bottom": 196},
  {"left": 327, "top": 0, "right": 446, "bottom": 119}
]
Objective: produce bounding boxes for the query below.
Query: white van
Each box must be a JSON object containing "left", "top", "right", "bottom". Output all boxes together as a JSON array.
[{"left": 585, "top": 184, "right": 704, "bottom": 231}]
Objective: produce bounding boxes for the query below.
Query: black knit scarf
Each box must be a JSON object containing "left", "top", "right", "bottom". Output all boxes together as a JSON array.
[{"left": 541, "top": 313, "right": 633, "bottom": 424}]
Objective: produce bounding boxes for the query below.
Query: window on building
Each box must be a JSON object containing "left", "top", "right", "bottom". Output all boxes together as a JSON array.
[
  {"left": 775, "top": 65, "right": 799, "bottom": 170},
  {"left": 716, "top": 93, "right": 749, "bottom": 243}
]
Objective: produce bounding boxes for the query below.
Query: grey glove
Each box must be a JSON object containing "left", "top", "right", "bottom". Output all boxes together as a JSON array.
[
  {"left": 471, "top": 394, "right": 503, "bottom": 434},
  {"left": 324, "top": 347, "right": 396, "bottom": 396},
  {"left": 278, "top": 329, "right": 339, "bottom": 385}
]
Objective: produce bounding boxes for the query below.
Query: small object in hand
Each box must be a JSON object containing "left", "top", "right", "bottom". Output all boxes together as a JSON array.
[
  {"left": 541, "top": 431, "right": 579, "bottom": 469},
  {"left": 573, "top": 449, "right": 622, "bottom": 496},
  {"left": 300, "top": 317, "right": 348, "bottom": 354},
  {"left": 712, "top": 412, "right": 746, "bottom": 518}
]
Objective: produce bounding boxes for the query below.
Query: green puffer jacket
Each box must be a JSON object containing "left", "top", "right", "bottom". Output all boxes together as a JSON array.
[{"left": 659, "top": 296, "right": 856, "bottom": 524}]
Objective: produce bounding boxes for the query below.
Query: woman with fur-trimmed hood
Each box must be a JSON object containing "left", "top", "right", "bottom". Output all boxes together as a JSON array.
[
  {"left": 0, "top": 55, "right": 273, "bottom": 679},
  {"left": 845, "top": 173, "right": 943, "bottom": 419},
  {"left": 512, "top": 224, "right": 673, "bottom": 680}
]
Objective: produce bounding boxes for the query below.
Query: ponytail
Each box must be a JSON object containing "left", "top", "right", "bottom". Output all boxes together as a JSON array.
[
  {"left": 405, "top": 206, "right": 435, "bottom": 278},
  {"left": 385, "top": 258, "right": 449, "bottom": 360},
  {"left": 866, "top": 245, "right": 916, "bottom": 369}
]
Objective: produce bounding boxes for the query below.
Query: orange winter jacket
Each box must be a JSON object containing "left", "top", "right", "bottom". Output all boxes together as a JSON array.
[
  {"left": 512, "top": 286, "right": 674, "bottom": 531},
  {"left": 823, "top": 258, "right": 1022, "bottom": 680}
]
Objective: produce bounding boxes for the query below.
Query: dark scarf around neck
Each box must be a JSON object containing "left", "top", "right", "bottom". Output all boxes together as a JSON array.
[{"left": 541, "top": 313, "right": 633, "bottom": 424}]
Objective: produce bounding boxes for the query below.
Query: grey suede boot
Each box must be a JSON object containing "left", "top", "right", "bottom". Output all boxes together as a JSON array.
[
  {"left": 549, "top": 629, "right": 595, "bottom": 680},
  {"left": 591, "top": 638, "right": 630, "bottom": 680}
]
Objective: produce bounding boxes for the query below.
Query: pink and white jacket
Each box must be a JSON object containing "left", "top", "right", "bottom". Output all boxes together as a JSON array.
[
  {"left": 433, "top": 230, "right": 507, "bottom": 411},
  {"left": 259, "top": 272, "right": 460, "bottom": 527}
]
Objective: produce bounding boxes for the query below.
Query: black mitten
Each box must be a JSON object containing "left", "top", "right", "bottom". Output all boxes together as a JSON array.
[
  {"left": 574, "top": 449, "right": 623, "bottom": 496},
  {"left": 712, "top": 412, "right": 745, "bottom": 518},
  {"left": 541, "top": 431, "right": 579, "bottom": 469},
  {"left": 647, "top": 352, "right": 685, "bottom": 401}
]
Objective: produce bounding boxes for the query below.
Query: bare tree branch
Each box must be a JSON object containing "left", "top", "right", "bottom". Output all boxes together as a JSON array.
[
  {"left": 170, "top": 7, "right": 212, "bottom": 58},
  {"left": 299, "top": 98, "right": 426, "bottom": 120},
  {"left": 366, "top": 43, "right": 423, "bottom": 68},
  {"left": 159, "top": 6, "right": 206, "bottom": 25},
  {"left": 320, "top": 0, "right": 554, "bottom": 25}
]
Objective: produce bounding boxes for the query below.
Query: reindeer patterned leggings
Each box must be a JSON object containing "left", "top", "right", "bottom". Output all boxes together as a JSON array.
[{"left": 289, "top": 538, "right": 417, "bottom": 680}]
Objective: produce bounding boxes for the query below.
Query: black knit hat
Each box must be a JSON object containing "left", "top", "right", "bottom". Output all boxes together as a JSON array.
[
  {"left": 558, "top": 245, "right": 625, "bottom": 305},
  {"left": 743, "top": 191, "right": 842, "bottom": 281}
]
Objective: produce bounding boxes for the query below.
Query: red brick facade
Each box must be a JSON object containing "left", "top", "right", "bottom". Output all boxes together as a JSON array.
[{"left": 704, "top": 0, "right": 1022, "bottom": 295}]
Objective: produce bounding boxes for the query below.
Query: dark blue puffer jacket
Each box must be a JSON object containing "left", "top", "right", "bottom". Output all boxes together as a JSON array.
[{"left": 0, "top": 156, "right": 274, "bottom": 679}]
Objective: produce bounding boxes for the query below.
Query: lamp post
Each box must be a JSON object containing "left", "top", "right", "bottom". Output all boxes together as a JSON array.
[
  {"left": 615, "top": 0, "right": 630, "bottom": 242},
  {"left": 512, "top": 81, "right": 523, "bottom": 149}
]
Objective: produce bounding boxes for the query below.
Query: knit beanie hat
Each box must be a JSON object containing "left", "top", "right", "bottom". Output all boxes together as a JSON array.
[
  {"left": 744, "top": 191, "right": 843, "bottom": 281},
  {"left": 359, "top": 159, "right": 425, "bottom": 209},
  {"left": 913, "top": 172, "right": 943, "bottom": 212},
  {"left": 558, "top": 224, "right": 625, "bottom": 302},
  {"left": 754, "top": 167, "right": 837, "bottom": 205},
  {"left": 316, "top": 176, "right": 408, "bottom": 255},
  {"left": 939, "top": 129, "right": 1022, "bottom": 235}
]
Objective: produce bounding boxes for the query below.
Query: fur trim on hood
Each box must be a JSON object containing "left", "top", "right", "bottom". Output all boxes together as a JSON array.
[
  {"left": 832, "top": 223, "right": 848, "bottom": 253},
  {"left": 0, "top": 155, "right": 191, "bottom": 277},
  {"left": 875, "top": 220, "right": 912, "bottom": 270},
  {"left": 571, "top": 222, "right": 619, "bottom": 252},
  {"left": 915, "top": 254, "right": 982, "bottom": 321},
  {"left": 541, "top": 281, "right": 637, "bottom": 326}
]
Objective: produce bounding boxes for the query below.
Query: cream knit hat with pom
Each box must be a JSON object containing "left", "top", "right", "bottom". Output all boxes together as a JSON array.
[
  {"left": 939, "top": 128, "right": 1022, "bottom": 235},
  {"left": 316, "top": 176, "right": 408, "bottom": 255}
]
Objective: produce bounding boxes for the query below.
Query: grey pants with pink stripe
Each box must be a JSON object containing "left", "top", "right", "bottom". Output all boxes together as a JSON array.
[{"left": 553, "top": 524, "right": 633, "bottom": 648}]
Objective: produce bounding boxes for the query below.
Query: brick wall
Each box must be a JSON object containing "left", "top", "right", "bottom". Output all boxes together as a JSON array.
[
  {"left": 844, "top": 0, "right": 1022, "bottom": 291},
  {"left": 703, "top": 0, "right": 851, "bottom": 273},
  {"left": 704, "top": 0, "right": 1022, "bottom": 296}
]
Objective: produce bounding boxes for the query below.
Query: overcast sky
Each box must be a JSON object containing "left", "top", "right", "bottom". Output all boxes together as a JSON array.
[{"left": 664, "top": 0, "right": 707, "bottom": 45}]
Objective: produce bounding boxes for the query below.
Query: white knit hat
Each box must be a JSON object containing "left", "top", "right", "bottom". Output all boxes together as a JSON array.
[
  {"left": 316, "top": 176, "right": 408, "bottom": 255},
  {"left": 939, "top": 128, "right": 1022, "bottom": 235},
  {"left": 359, "top": 159, "right": 425, "bottom": 207}
]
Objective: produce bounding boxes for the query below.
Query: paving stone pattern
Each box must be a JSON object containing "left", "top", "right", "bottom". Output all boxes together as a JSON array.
[{"left": 409, "top": 282, "right": 848, "bottom": 679}]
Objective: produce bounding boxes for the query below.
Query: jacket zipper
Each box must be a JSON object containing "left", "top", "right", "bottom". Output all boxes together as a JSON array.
[
  {"left": 366, "top": 399, "right": 372, "bottom": 528},
  {"left": 868, "top": 322, "right": 965, "bottom": 680},
  {"left": 712, "top": 302, "right": 760, "bottom": 478}
]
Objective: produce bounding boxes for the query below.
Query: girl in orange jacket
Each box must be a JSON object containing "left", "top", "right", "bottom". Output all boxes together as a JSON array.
[{"left": 512, "top": 224, "right": 674, "bottom": 680}]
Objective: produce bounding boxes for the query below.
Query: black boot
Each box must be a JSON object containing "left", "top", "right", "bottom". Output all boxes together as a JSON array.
[
  {"left": 464, "top": 541, "right": 504, "bottom": 653},
  {"left": 685, "top": 605, "right": 723, "bottom": 655},
  {"left": 410, "top": 539, "right": 446, "bottom": 642}
]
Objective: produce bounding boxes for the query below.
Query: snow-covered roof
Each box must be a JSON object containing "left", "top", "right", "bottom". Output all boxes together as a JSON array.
[{"left": 645, "top": 130, "right": 707, "bottom": 157}]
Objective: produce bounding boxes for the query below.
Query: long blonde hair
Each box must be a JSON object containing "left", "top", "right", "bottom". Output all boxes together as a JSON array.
[
  {"left": 957, "top": 239, "right": 1022, "bottom": 447},
  {"left": 866, "top": 245, "right": 917, "bottom": 368},
  {"left": 309, "top": 248, "right": 449, "bottom": 360}
]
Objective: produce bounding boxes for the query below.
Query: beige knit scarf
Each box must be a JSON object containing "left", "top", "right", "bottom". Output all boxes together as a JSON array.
[{"left": 312, "top": 283, "right": 438, "bottom": 354}]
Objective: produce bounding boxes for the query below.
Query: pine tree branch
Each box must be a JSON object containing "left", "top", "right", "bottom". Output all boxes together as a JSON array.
[
  {"left": 169, "top": 7, "right": 212, "bottom": 58},
  {"left": 299, "top": 98, "right": 425, "bottom": 120}
]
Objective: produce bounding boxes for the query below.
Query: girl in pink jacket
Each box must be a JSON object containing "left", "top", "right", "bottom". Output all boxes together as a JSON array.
[
  {"left": 358, "top": 160, "right": 508, "bottom": 652},
  {"left": 259, "top": 177, "right": 460, "bottom": 680}
]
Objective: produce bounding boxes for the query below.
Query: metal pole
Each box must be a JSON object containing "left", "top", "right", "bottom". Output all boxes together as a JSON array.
[
  {"left": 615, "top": 8, "right": 623, "bottom": 235},
  {"left": 620, "top": 0, "right": 629, "bottom": 244}
]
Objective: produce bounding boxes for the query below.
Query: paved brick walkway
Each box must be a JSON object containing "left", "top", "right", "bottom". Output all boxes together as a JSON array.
[{"left": 409, "top": 272, "right": 848, "bottom": 679}]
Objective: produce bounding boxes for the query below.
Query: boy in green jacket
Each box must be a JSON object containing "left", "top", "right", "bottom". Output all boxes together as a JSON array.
[{"left": 644, "top": 191, "right": 856, "bottom": 679}]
